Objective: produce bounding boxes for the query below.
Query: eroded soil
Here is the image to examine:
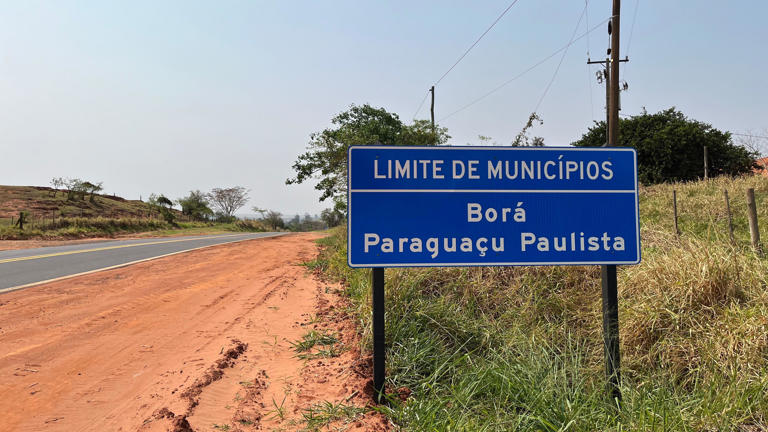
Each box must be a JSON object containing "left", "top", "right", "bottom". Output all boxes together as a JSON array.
[{"left": 0, "top": 233, "right": 387, "bottom": 431}]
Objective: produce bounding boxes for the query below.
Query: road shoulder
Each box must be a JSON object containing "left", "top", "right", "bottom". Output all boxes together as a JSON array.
[{"left": 0, "top": 232, "right": 387, "bottom": 431}]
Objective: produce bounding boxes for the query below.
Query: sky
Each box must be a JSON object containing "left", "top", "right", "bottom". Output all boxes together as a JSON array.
[{"left": 1, "top": 1, "right": 766, "bottom": 216}]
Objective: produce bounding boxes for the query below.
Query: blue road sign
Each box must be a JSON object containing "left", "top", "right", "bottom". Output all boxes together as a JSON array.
[{"left": 347, "top": 146, "right": 640, "bottom": 267}]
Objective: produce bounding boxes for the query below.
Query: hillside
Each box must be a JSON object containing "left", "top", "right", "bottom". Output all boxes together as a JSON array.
[
  {"left": 0, "top": 185, "right": 152, "bottom": 220},
  {"left": 0, "top": 185, "right": 267, "bottom": 240}
]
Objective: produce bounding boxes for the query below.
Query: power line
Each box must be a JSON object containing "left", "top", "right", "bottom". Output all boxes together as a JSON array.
[
  {"left": 585, "top": 0, "right": 591, "bottom": 57},
  {"left": 533, "top": 3, "right": 587, "bottom": 114},
  {"left": 434, "top": 0, "right": 522, "bottom": 86},
  {"left": 412, "top": 89, "right": 431, "bottom": 119},
  {"left": 585, "top": 0, "right": 595, "bottom": 121},
  {"left": 623, "top": 0, "right": 639, "bottom": 80},
  {"left": 733, "top": 133, "right": 768, "bottom": 140},
  {"left": 625, "top": 0, "right": 639, "bottom": 56},
  {"left": 439, "top": 16, "right": 611, "bottom": 122},
  {"left": 412, "top": 0, "right": 522, "bottom": 119}
]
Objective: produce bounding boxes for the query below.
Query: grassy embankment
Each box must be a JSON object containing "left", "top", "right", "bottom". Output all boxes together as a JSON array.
[
  {"left": 0, "top": 218, "right": 268, "bottom": 240},
  {"left": 0, "top": 185, "right": 267, "bottom": 239},
  {"left": 311, "top": 175, "right": 768, "bottom": 431}
]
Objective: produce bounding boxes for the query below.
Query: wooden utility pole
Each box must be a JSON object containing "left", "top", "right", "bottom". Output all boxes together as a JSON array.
[
  {"left": 587, "top": 2, "right": 627, "bottom": 403},
  {"left": 603, "top": 0, "right": 622, "bottom": 403},
  {"left": 607, "top": 0, "right": 621, "bottom": 147},
  {"left": 430, "top": 86, "right": 436, "bottom": 144},
  {"left": 605, "top": 61, "right": 610, "bottom": 146},
  {"left": 587, "top": 57, "right": 626, "bottom": 146}
]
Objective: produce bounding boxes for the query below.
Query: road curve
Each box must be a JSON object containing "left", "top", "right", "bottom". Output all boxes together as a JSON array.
[{"left": 0, "top": 232, "right": 286, "bottom": 293}]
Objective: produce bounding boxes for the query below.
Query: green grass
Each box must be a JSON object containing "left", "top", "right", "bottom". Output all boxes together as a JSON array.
[
  {"left": 315, "top": 175, "right": 768, "bottom": 431},
  {"left": 265, "top": 394, "right": 288, "bottom": 421},
  {"left": 291, "top": 329, "right": 344, "bottom": 360},
  {"left": 298, "top": 401, "right": 367, "bottom": 431}
]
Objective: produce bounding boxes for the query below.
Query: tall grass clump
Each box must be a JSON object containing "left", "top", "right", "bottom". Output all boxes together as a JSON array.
[{"left": 314, "top": 175, "right": 768, "bottom": 431}]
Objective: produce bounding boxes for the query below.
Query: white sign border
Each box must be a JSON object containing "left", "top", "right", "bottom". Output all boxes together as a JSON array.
[{"left": 347, "top": 145, "right": 641, "bottom": 268}]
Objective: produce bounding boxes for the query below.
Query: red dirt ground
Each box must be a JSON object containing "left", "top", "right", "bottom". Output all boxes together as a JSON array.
[{"left": 0, "top": 233, "right": 388, "bottom": 431}]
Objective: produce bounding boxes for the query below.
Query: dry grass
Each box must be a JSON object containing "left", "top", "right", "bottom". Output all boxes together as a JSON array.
[{"left": 315, "top": 174, "right": 768, "bottom": 430}]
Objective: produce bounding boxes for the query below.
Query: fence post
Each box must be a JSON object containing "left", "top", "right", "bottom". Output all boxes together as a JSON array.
[
  {"left": 746, "top": 188, "right": 761, "bottom": 254},
  {"left": 703, "top": 146, "right": 709, "bottom": 180},
  {"left": 724, "top": 189, "right": 735, "bottom": 244},
  {"left": 673, "top": 190, "right": 680, "bottom": 237}
]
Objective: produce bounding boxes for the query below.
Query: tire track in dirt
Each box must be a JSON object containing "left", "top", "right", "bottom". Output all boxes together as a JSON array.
[{"left": 0, "top": 233, "right": 388, "bottom": 431}]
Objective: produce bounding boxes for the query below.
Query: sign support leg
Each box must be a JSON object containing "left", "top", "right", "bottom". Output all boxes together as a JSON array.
[
  {"left": 372, "top": 267, "right": 385, "bottom": 403},
  {"left": 601, "top": 264, "right": 622, "bottom": 402}
]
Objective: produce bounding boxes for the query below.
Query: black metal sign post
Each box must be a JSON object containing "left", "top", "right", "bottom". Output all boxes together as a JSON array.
[
  {"left": 601, "top": 264, "right": 621, "bottom": 402},
  {"left": 371, "top": 267, "right": 386, "bottom": 402}
]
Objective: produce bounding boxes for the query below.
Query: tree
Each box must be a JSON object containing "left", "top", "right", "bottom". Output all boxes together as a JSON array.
[
  {"left": 152, "top": 194, "right": 176, "bottom": 224},
  {"left": 64, "top": 178, "right": 86, "bottom": 200},
  {"left": 287, "top": 213, "right": 325, "bottom": 232},
  {"left": 286, "top": 214, "right": 301, "bottom": 231},
  {"left": 147, "top": 193, "right": 172, "bottom": 221},
  {"left": 80, "top": 181, "right": 103, "bottom": 203},
  {"left": 286, "top": 104, "right": 450, "bottom": 212},
  {"left": 320, "top": 208, "right": 344, "bottom": 228},
  {"left": 208, "top": 186, "right": 249, "bottom": 220},
  {"left": 262, "top": 210, "right": 284, "bottom": 230},
  {"left": 50, "top": 177, "right": 65, "bottom": 197},
  {"left": 572, "top": 108, "right": 757, "bottom": 184},
  {"left": 177, "top": 190, "right": 214, "bottom": 221},
  {"left": 511, "top": 112, "right": 545, "bottom": 147},
  {"left": 147, "top": 193, "right": 160, "bottom": 215},
  {"left": 14, "top": 211, "right": 29, "bottom": 230},
  {"left": 156, "top": 195, "right": 173, "bottom": 207},
  {"left": 252, "top": 207, "right": 267, "bottom": 219}
]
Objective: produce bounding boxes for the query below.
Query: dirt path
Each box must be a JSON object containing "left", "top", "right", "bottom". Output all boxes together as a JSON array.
[{"left": 0, "top": 233, "right": 387, "bottom": 431}]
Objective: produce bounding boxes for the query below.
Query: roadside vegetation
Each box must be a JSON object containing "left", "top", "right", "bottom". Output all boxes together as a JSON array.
[
  {"left": 0, "top": 182, "right": 337, "bottom": 240},
  {"left": 311, "top": 175, "right": 768, "bottom": 431},
  {"left": 0, "top": 184, "right": 270, "bottom": 240},
  {"left": 573, "top": 108, "right": 757, "bottom": 184},
  {"left": 0, "top": 217, "right": 270, "bottom": 240}
]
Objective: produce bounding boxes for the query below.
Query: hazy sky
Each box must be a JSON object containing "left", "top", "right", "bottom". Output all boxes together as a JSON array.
[{"left": 1, "top": 1, "right": 766, "bottom": 215}]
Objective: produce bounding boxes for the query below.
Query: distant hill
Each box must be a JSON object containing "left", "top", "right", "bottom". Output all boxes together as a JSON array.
[{"left": 0, "top": 185, "right": 154, "bottom": 219}]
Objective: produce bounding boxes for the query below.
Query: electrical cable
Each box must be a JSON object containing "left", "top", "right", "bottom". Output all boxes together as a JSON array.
[
  {"left": 585, "top": 0, "right": 595, "bottom": 121},
  {"left": 622, "top": 0, "right": 639, "bottom": 81},
  {"left": 733, "top": 133, "right": 768, "bottom": 140},
  {"left": 439, "top": 15, "right": 610, "bottom": 122},
  {"left": 625, "top": 0, "right": 639, "bottom": 57},
  {"left": 534, "top": 8, "right": 587, "bottom": 114},
  {"left": 533, "top": 3, "right": 588, "bottom": 114},
  {"left": 434, "top": 0, "right": 522, "bottom": 86},
  {"left": 412, "top": 90, "right": 431, "bottom": 119},
  {"left": 411, "top": 0, "right": 523, "bottom": 120}
]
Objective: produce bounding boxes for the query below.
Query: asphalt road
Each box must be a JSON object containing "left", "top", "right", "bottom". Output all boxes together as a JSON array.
[{"left": 0, "top": 232, "right": 286, "bottom": 294}]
